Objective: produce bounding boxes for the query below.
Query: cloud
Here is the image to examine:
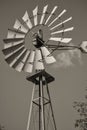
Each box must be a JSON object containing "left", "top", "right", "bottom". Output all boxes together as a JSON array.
[{"left": 51, "top": 48, "right": 82, "bottom": 69}]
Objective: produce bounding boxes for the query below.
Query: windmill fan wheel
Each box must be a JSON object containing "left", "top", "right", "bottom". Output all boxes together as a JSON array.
[{"left": 3, "top": 5, "right": 74, "bottom": 73}]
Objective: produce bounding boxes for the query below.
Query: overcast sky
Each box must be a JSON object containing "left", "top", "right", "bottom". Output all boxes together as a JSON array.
[{"left": 0, "top": 0, "right": 87, "bottom": 130}]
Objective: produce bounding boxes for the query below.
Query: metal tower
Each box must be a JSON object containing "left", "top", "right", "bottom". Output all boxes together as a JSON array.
[{"left": 26, "top": 70, "right": 56, "bottom": 130}]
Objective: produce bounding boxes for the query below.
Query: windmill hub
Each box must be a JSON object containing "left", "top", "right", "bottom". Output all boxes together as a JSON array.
[
  {"left": 32, "top": 35, "right": 44, "bottom": 48},
  {"left": 25, "top": 26, "right": 50, "bottom": 50},
  {"left": 32, "top": 30, "right": 45, "bottom": 48}
]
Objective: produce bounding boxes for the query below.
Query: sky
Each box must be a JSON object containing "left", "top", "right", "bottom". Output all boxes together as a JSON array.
[{"left": 0, "top": 0, "right": 87, "bottom": 130}]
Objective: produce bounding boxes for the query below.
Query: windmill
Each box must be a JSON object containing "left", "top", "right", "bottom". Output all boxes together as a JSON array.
[{"left": 2, "top": 4, "right": 87, "bottom": 130}]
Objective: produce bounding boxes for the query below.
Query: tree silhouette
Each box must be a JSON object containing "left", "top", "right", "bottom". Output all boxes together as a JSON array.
[{"left": 73, "top": 89, "right": 87, "bottom": 130}]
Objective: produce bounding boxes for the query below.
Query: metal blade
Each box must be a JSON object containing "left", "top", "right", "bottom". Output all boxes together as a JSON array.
[
  {"left": 80, "top": 41, "right": 87, "bottom": 53},
  {"left": 23, "top": 51, "right": 35, "bottom": 73},
  {"left": 4, "top": 45, "right": 24, "bottom": 59},
  {"left": 51, "top": 27, "right": 74, "bottom": 35},
  {"left": 22, "top": 11, "right": 33, "bottom": 29},
  {"left": 3, "top": 38, "right": 24, "bottom": 43},
  {"left": 33, "top": 6, "right": 38, "bottom": 26},
  {"left": 40, "top": 5, "right": 48, "bottom": 24},
  {"left": 41, "top": 46, "right": 56, "bottom": 64},
  {"left": 34, "top": 49, "right": 44, "bottom": 71},
  {"left": 49, "top": 37, "right": 72, "bottom": 43},
  {"left": 48, "top": 9, "right": 66, "bottom": 27},
  {"left": 13, "top": 19, "right": 28, "bottom": 33},
  {"left": 45, "top": 6, "right": 58, "bottom": 25},
  {"left": 50, "top": 17, "right": 72, "bottom": 30},
  {"left": 9, "top": 48, "right": 26, "bottom": 67},
  {"left": 3, "top": 43, "right": 24, "bottom": 55},
  {"left": 13, "top": 50, "right": 30, "bottom": 72},
  {"left": 8, "top": 28, "right": 26, "bottom": 34},
  {"left": 4, "top": 46, "right": 25, "bottom": 65},
  {"left": 7, "top": 29, "right": 25, "bottom": 38},
  {"left": 4, "top": 40, "right": 24, "bottom": 49}
]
